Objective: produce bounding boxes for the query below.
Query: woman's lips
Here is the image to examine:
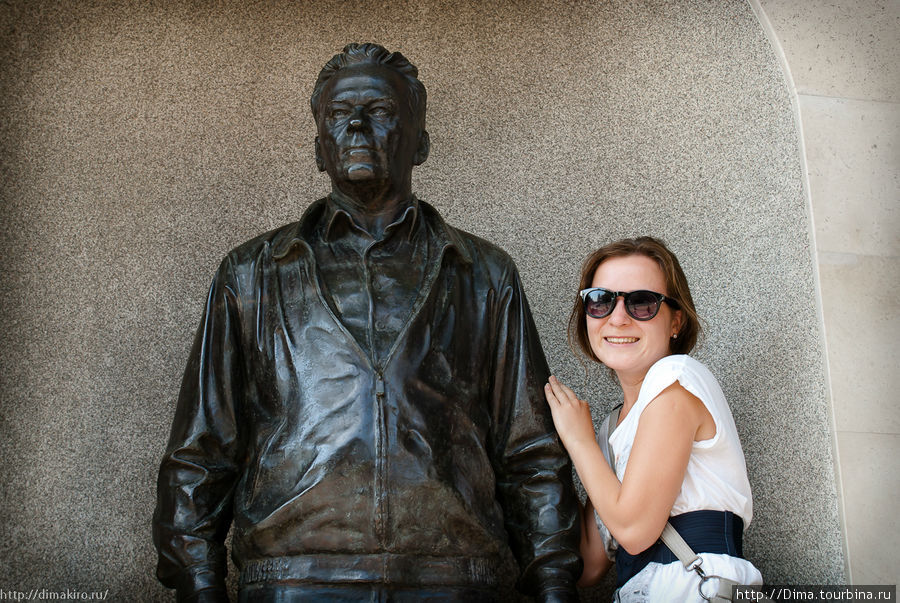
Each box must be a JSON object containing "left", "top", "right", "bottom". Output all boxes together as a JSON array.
[{"left": 605, "top": 336, "right": 639, "bottom": 344}]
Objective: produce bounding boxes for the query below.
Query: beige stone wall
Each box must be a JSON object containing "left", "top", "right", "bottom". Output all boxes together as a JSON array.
[
  {"left": 755, "top": 0, "right": 900, "bottom": 586},
  {"left": 0, "top": 1, "right": 864, "bottom": 599}
]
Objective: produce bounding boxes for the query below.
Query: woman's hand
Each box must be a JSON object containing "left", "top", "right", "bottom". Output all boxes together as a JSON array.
[{"left": 544, "top": 376, "right": 597, "bottom": 453}]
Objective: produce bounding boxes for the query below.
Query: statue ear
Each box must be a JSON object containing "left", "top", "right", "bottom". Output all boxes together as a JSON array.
[
  {"left": 314, "top": 137, "right": 325, "bottom": 172},
  {"left": 413, "top": 130, "right": 430, "bottom": 166}
]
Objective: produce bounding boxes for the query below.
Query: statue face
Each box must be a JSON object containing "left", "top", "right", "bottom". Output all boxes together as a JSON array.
[{"left": 316, "top": 64, "right": 423, "bottom": 196}]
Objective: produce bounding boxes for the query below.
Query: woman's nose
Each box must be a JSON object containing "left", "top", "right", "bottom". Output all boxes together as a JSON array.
[{"left": 607, "top": 296, "right": 630, "bottom": 324}]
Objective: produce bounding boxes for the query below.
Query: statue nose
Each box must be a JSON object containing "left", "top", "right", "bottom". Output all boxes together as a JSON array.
[{"left": 348, "top": 107, "right": 365, "bottom": 129}]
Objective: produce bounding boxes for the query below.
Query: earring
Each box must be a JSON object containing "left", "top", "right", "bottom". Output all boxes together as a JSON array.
[{"left": 672, "top": 333, "right": 678, "bottom": 339}]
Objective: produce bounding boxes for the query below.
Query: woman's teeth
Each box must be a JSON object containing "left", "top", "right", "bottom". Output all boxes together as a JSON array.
[{"left": 605, "top": 337, "right": 638, "bottom": 344}]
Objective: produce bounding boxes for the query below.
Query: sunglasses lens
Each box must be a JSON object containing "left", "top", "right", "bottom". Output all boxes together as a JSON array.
[
  {"left": 584, "top": 289, "right": 615, "bottom": 318},
  {"left": 626, "top": 291, "right": 661, "bottom": 320}
]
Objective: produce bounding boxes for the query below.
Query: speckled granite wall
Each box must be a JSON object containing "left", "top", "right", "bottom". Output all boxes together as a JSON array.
[{"left": 0, "top": 1, "right": 844, "bottom": 599}]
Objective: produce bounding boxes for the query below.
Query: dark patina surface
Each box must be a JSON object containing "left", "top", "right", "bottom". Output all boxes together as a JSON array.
[{"left": 153, "top": 43, "right": 581, "bottom": 602}]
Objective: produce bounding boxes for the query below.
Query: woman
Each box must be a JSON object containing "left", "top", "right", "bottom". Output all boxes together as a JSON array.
[{"left": 544, "top": 237, "right": 762, "bottom": 601}]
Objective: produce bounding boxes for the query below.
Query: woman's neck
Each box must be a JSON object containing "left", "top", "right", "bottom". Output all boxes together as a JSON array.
[
  {"left": 614, "top": 352, "right": 674, "bottom": 420},
  {"left": 616, "top": 370, "right": 647, "bottom": 422}
]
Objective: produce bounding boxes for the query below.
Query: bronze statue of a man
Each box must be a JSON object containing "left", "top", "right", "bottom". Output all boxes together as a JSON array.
[{"left": 153, "top": 43, "right": 581, "bottom": 602}]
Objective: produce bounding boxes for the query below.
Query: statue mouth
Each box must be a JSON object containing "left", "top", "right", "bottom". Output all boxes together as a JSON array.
[
  {"left": 342, "top": 148, "right": 379, "bottom": 174},
  {"left": 345, "top": 146, "right": 375, "bottom": 157}
]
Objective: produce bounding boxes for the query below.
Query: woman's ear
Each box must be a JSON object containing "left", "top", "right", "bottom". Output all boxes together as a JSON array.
[{"left": 671, "top": 310, "right": 683, "bottom": 339}]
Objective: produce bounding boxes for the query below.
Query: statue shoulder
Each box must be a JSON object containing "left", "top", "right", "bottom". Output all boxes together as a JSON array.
[
  {"left": 446, "top": 227, "right": 527, "bottom": 295},
  {"left": 225, "top": 199, "right": 327, "bottom": 267},
  {"left": 455, "top": 228, "right": 515, "bottom": 268},
  {"left": 417, "top": 200, "right": 517, "bottom": 276}
]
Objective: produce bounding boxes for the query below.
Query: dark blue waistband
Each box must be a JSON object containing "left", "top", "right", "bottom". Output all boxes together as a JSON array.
[{"left": 615, "top": 510, "right": 744, "bottom": 588}]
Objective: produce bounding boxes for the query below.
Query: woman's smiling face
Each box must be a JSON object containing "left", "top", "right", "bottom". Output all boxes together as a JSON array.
[{"left": 586, "top": 254, "right": 682, "bottom": 382}]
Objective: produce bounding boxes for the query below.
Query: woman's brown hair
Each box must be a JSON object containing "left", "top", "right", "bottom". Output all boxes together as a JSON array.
[{"left": 569, "top": 236, "right": 701, "bottom": 363}]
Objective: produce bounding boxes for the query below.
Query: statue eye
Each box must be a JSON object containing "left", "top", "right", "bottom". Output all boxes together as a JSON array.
[
  {"left": 329, "top": 107, "right": 351, "bottom": 119},
  {"left": 369, "top": 106, "right": 392, "bottom": 117}
]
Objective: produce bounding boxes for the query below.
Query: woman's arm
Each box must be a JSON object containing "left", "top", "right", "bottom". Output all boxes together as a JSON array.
[
  {"left": 577, "top": 498, "right": 612, "bottom": 587},
  {"left": 545, "top": 376, "right": 713, "bottom": 555}
]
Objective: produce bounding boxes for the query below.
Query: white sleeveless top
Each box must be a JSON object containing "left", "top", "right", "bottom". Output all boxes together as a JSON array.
[{"left": 595, "top": 355, "right": 762, "bottom": 601}]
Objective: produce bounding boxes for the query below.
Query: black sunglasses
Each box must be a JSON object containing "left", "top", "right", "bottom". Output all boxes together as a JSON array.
[{"left": 579, "top": 287, "right": 680, "bottom": 321}]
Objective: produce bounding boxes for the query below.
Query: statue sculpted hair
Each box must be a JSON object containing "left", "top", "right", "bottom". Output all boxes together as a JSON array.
[{"left": 310, "top": 43, "right": 427, "bottom": 129}]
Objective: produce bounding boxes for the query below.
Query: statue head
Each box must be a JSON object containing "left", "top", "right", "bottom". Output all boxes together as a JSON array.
[
  {"left": 311, "top": 43, "right": 427, "bottom": 131},
  {"left": 311, "top": 43, "right": 430, "bottom": 197}
]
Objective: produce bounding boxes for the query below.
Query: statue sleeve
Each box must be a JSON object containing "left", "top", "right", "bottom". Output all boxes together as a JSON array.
[
  {"left": 489, "top": 266, "right": 582, "bottom": 601},
  {"left": 153, "top": 255, "right": 244, "bottom": 600}
]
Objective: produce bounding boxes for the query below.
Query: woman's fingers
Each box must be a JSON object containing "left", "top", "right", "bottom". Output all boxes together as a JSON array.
[
  {"left": 544, "top": 382, "right": 559, "bottom": 405},
  {"left": 546, "top": 376, "right": 599, "bottom": 451},
  {"left": 544, "top": 380, "right": 563, "bottom": 406},
  {"left": 548, "top": 375, "right": 581, "bottom": 406},
  {"left": 557, "top": 379, "right": 579, "bottom": 404}
]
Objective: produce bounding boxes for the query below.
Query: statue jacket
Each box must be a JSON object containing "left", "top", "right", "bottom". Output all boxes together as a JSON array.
[{"left": 153, "top": 198, "right": 581, "bottom": 599}]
